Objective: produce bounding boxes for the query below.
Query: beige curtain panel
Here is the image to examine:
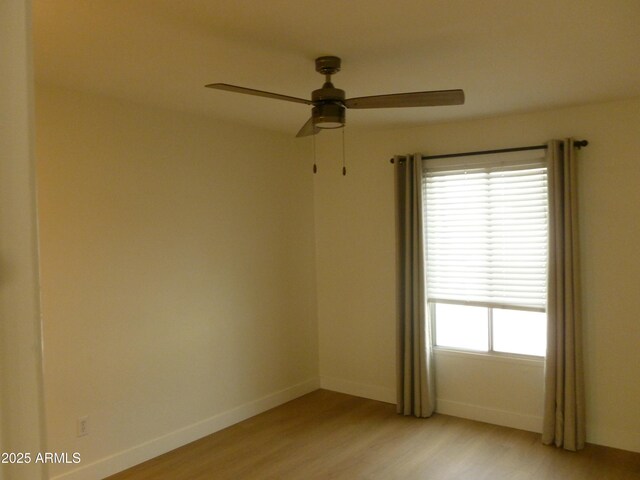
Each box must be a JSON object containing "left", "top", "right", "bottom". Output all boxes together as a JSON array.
[
  {"left": 542, "top": 139, "right": 586, "bottom": 451},
  {"left": 394, "top": 154, "right": 436, "bottom": 418}
]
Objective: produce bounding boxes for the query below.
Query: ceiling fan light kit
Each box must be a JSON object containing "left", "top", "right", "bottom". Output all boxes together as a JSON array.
[
  {"left": 312, "top": 103, "right": 345, "bottom": 129},
  {"left": 205, "top": 55, "right": 465, "bottom": 137}
]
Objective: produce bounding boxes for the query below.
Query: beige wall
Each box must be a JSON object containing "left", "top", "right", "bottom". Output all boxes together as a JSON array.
[
  {"left": 0, "top": 1, "right": 47, "bottom": 479},
  {"left": 315, "top": 97, "right": 640, "bottom": 452},
  {"left": 36, "top": 85, "right": 319, "bottom": 478},
  {"left": 34, "top": 79, "right": 640, "bottom": 480}
]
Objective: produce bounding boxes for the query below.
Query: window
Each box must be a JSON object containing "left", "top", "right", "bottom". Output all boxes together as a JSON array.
[{"left": 422, "top": 156, "right": 548, "bottom": 357}]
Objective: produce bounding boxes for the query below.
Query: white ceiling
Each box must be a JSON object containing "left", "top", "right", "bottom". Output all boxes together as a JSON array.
[{"left": 34, "top": 0, "right": 640, "bottom": 136}]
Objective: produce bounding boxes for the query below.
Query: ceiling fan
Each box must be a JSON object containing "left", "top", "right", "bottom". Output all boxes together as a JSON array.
[{"left": 205, "top": 56, "right": 465, "bottom": 137}]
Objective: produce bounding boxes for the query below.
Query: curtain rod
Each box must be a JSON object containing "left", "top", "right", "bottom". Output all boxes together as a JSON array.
[{"left": 390, "top": 140, "right": 588, "bottom": 163}]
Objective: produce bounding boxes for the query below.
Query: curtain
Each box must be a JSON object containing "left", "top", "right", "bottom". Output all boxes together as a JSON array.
[
  {"left": 394, "top": 154, "right": 436, "bottom": 417},
  {"left": 542, "top": 139, "right": 586, "bottom": 451}
]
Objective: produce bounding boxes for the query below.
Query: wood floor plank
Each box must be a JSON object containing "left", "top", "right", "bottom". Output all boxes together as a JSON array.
[{"left": 106, "top": 390, "right": 640, "bottom": 480}]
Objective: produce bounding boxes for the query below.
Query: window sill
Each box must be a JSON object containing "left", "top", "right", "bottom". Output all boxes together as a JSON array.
[{"left": 433, "top": 346, "right": 545, "bottom": 367}]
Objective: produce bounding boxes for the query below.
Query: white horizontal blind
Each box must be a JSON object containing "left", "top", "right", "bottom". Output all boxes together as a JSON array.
[{"left": 423, "top": 159, "right": 548, "bottom": 310}]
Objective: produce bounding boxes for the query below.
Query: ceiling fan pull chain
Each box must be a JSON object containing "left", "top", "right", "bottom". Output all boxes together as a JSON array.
[
  {"left": 342, "top": 128, "right": 347, "bottom": 176},
  {"left": 313, "top": 133, "right": 318, "bottom": 174}
]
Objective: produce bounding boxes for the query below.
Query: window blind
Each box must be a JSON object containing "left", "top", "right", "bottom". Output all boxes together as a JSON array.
[{"left": 423, "top": 159, "right": 548, "bottom": 310}]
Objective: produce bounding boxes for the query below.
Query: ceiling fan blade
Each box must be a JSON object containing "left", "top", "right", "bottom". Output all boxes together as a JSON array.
[
  {"left": 205, "top": 83, "right": 312, "bottom": 105},
  {"left": 296, "top": 117, "right": 320, "bottom": 138},
  {"left": 345, "top": 89, "right": 465, "bottom": 109}
]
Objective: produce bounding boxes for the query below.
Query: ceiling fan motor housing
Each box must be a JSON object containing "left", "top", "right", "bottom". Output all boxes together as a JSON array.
[
  {"left": 312, "top": 81, "right": 346, "bottom": 128},
  {"left": 312, "top": 84, "right": 344, "bottom": 103}
]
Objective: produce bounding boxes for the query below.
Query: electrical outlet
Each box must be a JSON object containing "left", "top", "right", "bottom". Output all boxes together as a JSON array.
[{"left": 77, "top": 416, "right": 89, "bottom": 437}]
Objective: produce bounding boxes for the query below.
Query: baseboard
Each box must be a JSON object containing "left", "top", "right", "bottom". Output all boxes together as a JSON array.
[
  {"left": 318, "top": 377, "right": 543, "bottom": 434},
  {"left": 436, "top": 398, "right": 543, "bottom": 433},
  {"left": 587, "top": 424, "right": 640, "bottom": 454},
  {"left": 320, "top": 376, "right": 395, "bottom": 404},
  {"left": 318, "top": 380, "right": 639, "bottom": 454},
  {"left": 51, "top": 377, "right": 321, "bottom": 480}
]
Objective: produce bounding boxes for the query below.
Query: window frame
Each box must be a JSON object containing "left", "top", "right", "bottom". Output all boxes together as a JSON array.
[
  {"left": 422, "top": 152, "right": 549, "bottom": 359},
  {"left": 429, "top": 299, "right": 546, "bottom": 359}
]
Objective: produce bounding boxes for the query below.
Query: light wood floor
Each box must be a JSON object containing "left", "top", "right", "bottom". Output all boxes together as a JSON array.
[{"left": 106, "top": 390, "right": 640, "bottom": 480}]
